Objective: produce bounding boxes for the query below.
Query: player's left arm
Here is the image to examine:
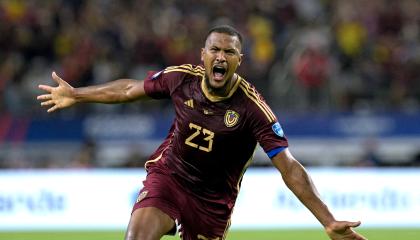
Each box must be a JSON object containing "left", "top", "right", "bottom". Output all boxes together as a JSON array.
[{"left": 271, "top": 149, "right": 367, "bottom": 240}]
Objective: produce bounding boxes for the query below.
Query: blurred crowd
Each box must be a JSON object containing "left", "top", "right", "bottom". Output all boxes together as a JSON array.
[
  {"left": 1, "top": 0, "right": 419, "bottom": 116},
  {"left": 1, "top": 0, "right": 420, "bottom": 168}
]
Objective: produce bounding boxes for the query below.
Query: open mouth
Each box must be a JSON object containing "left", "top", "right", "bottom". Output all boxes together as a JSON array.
[{"left": 212, "top": 65, "right": 227, "bottom": 81}]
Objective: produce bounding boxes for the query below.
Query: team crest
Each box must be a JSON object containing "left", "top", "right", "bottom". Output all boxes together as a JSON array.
[{"left": 224, "top": 110, "right": 240, "bottom": 127}]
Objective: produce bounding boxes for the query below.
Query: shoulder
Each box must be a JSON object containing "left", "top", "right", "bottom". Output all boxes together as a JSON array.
[
  {"left": 163, "top": 64, "right": 205, "bottom": 77},
  {"left": 145, "top": 64, "right": 204, "bottom": 98},
  {"left": 237, "top": 77, "right": 277, "bottom": 123}
]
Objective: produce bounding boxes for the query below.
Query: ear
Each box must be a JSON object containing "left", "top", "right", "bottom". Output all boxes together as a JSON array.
[
  {"left": 238, "top": 53, "right": 243, "bottom": 66},
  {"left": 201, "top": 48, "right": 205, "bottom": 62}
]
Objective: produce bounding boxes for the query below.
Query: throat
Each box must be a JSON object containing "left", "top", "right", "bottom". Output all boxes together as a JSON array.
[{"left": 206, "top": 74, "right": 238, "bottom": 97}]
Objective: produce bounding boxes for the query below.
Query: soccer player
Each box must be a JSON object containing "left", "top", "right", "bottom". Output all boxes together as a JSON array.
[{"left": 37, "top": 25, "right": 367, "bottom": 240}]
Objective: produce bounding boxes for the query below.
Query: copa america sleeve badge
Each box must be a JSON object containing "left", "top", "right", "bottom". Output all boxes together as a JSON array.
[
  {"left": 272, "top": 122, "right": 285, "bottom": 137},
  {"left": 224, "top": 110, "right": 240, "bottom": 127}
]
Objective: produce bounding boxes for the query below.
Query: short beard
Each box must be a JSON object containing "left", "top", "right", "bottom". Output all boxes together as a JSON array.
[{"left": 205, "top": 75, "right": 230, "bottom": 96}]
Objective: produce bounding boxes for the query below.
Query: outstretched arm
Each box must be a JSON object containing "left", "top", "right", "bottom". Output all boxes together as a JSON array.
[
  {"left": 37, "top": 72, "right": 148, "bottom": 112},
  {"left": 272, "top": 149, "right": 367, "bottom": 240}
]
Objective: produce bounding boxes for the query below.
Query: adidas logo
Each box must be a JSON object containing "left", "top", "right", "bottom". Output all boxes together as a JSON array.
[{"left": 184, "top": 99, "right": 194, "bottom": 108}]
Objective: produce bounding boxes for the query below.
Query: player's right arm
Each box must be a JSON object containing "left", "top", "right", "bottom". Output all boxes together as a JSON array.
[
  {"left": 37, "top": 71, "right": 148, "bottom": 113},
  {"left": 272, "top": 149, "right": 367, "bottom": 240}
]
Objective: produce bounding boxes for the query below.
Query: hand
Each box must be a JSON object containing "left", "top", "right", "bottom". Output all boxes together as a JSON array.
[
  {"left": 37, "top": 72, "right": 76, "bottom": 113},
  {"left": 325, "top": 220, "right": 367, "bottom": 240}
]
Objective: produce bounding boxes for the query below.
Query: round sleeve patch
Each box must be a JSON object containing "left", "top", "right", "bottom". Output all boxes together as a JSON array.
[{"left": 272, "top": 122, "right": 284, "bottom": 137}]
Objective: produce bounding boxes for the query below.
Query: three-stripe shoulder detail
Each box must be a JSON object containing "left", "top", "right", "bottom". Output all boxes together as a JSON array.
[
  {"left": 239, "top": 80, "right": 276, "bottom": 123},
  {"left": 164, "top": 64, "right": 204, "bottom": 76}
]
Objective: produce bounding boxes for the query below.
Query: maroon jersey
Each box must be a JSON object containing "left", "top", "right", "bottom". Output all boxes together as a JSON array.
[{"left": 143, "top": 64, "right": 288, "bottom": 208}]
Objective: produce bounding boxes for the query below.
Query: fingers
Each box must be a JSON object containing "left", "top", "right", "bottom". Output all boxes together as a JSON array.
[
  {"left": 47, "top": 105, "right": 59, "bottom": 113},
  {"left": 37, "top": 91, "right": 57, "bottom": 113},
  {"left": 327, "top": 220, "right": 367, "bottom": 240},
  {"left": 40, "top": 99, "right": 59, "bottom": 113},
  {"left": 38, "top": 84, "right": 53, "bottom": 92},
  {"left": 345, "top": 221, "right": 367, "bottom": 240},
  {"left": 353, "top": 232, "right": 368, "bottom": 240},
  {"left": 357, "top": 234, "right": 368, "bottom": 240},
  {"left": 349, "top": 221, "right": 366, "bottom": 240},
  {"left": 40, "top": 100, "right": 59, "bottom": 113},
  {"left": 37, "top": 71, "right": 64, "bottom": 113},
  {"left": 38, "top": 71, "right": 62, "bottom": 91},
  {"left": 40, "top": 100, "right": 54, "bottom": 106},
  {"left": 37, "top": 94, "right": 51, "bottom": 100},
  {"left": 39, "top": 99, "right": 59, "bottom": 113}
]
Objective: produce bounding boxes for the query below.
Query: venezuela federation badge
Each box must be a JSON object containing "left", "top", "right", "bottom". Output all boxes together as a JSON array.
[{"left": 224, "top": 110, "right": 240, "bottom": 127}]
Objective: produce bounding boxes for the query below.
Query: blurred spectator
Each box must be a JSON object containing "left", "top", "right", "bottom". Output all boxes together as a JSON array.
[
  {"left": 119, "top": 148, "right": 149, "bottom": 168},
  {"left": 68, "top": 138, "right": 96, "bottom": 168},
  {"left": 292, "top": 46, "right": 331, "bottom": 110},
  {"left": 0, "top": 0, "right": 418, "bottom": 115}
]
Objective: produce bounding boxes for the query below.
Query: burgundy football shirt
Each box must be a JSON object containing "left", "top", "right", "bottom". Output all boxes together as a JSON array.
[{"left": 143, "top": 64, "right": 288, "bottom": 208}]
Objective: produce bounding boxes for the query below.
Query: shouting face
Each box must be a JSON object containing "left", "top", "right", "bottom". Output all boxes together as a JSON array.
[{"left": 201, "top": 32, "right": 242, "bottom": 95}]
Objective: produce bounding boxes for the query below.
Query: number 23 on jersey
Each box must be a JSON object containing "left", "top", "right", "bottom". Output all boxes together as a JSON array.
[{"left": 184, "top": 123, "right": 215, "bottom": 152}]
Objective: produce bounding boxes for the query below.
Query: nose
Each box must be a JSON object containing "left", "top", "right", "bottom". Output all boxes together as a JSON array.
[{"left": 216, "top": 51, "right": 226, "bottom": 62}]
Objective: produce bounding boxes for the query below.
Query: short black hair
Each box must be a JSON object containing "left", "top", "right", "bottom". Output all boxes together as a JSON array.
[{"left": 206, "top": 25, "right": 243, "bottom": 46}]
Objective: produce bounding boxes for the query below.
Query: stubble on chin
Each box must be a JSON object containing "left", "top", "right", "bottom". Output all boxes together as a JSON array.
[
  {"left": 205, "top": 76, "right": 235, "bottom": 97},
  {"left": 205, "top": 76, "right": 223, "bottom": 92}
]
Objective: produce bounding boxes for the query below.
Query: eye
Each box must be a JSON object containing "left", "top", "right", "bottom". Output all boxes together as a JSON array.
[{"left": 210, "top": 47, "right": 219, "bottom": 53}]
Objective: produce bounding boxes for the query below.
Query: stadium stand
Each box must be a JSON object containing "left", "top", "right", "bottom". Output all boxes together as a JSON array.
[{"left": 1, "top": 0, "right": 419, "bottom": 168}]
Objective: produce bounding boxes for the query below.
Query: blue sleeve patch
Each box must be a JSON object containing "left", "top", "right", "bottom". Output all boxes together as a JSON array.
[
  {"left": 272, "top": 122, "right": 284, "bottom": 137},
  {"left": 267, "top": 147, "right": 286, "bottom": 158}
]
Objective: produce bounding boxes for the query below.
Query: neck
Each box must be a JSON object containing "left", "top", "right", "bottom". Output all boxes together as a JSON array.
[{"left": 206, "top": 74, "right": 237, "bottom": 97}]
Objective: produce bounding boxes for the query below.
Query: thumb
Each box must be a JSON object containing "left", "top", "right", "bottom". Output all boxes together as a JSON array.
[
  {"left": 52, "top": 71, "right": 64, "bottom": 85},
  {"left": 346, "top": 221, "right": 361, "bottom": 228}
]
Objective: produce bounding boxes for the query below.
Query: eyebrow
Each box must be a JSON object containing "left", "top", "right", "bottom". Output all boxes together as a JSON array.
[{"left": 210, "top": 46, "right": 239, "bottom": 53}]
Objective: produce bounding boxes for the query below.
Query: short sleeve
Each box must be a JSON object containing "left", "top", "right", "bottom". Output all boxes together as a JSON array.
[
  {"left": 144, "top": 69, "right": 182, "bottom": 99},
  {"left": 247, "top": 96, "right": 288, "bottom": 158},
  {"left": 251, "top": 113, "right": 288, "bottom": 157}
]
